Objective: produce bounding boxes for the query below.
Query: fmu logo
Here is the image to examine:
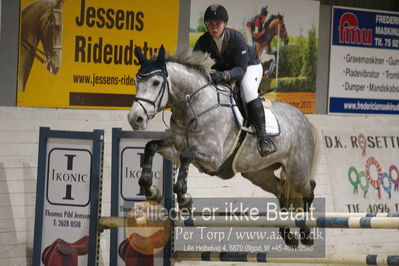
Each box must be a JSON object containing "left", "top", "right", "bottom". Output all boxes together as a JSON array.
[{"left": 338, "top": 12, "right": 372, "bottom": 45}]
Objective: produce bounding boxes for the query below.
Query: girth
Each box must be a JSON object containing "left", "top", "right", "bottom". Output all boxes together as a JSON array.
[{"left": 207, "top": 129, "right": 247, "bottom": 179}]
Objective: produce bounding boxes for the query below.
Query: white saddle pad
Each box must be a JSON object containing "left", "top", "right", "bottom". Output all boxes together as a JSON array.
[{"left": 264, "top": 108, "right": 280, "bottom": 136}]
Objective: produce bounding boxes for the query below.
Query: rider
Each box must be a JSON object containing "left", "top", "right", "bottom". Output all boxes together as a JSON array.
[
  {"left": 246, "top": 6, "right": 269, "bottom": 42},
  {"left": 246, "top": 6, "right": 276, "bottom": 77},
  {"left": 193, "top": 4, "right": 276, "bottom": 156}
]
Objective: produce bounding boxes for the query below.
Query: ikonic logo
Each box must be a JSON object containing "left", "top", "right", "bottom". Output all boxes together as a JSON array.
[
  {"left": 47, "top": 149, "right": 91, "bottom": 206},
  {"left": 338, "top": 12, "right": 372, "bottom": 45}
]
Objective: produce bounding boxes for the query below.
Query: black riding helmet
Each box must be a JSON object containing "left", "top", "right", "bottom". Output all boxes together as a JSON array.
[
  {"left": 204, "top": 4, "right": 228, "bottom": 23},
  {"left": 261, "top": 6, "right": 268, "bottom": 17}
]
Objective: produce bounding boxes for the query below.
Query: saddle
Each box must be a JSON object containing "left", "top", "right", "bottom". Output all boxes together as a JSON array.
[
  {"left": 42, "top": 236, "right": 89, "bottom": 266},
  {"left": 230, "top": 83, "right": 280, "bottom": 136},
  {"left": 207, "top": 83, "right": 279, "bottom": 179}
]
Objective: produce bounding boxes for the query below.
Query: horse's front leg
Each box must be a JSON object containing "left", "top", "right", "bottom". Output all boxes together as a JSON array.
[
  {"left": 138, "top": 139, "right": 164, "bottom": 202},
  {"left": 173, "top": 147, "right": 196, "bottom": 209}
]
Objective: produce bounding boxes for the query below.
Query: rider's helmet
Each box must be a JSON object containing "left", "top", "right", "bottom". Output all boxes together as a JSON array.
[
  {"left": 261, "top": 6, "right": 268, "bottom": 17},
  {"left": 204, "top": 4, "right": 229, "bottom": 23}
]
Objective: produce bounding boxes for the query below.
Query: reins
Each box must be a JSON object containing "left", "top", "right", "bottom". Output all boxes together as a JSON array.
[{"left": 21, "top": 40, "right": 48, "bottom": 64}]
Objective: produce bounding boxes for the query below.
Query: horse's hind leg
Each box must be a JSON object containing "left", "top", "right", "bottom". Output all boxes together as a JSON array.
[
  {"left": 300, "top": 179, "right": 316, "bottom": 246},
  {"left": 282, "top": 159, "right": 317, "bottom": 246},
  {"left": 242, "top": 167, "right": 298, "bottom": 248},
  {"left": 241, "top": 166, "right": 282, "bottom": 197},
  {"left": 278, "top": 197, "right": 299, "bottom": 248}
]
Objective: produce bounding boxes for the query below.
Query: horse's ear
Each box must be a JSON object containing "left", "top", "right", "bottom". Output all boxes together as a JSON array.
[
  {"left": 134, "top": 46, "right": 147, "bottom": 65},
  {"left": 157, "top": 45, "right": 165, "bottom": 63}
]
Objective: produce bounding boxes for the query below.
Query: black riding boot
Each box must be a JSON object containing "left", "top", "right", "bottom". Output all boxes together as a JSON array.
[{"left": 247, "top": 98, "right": 277, "bottom": 156}]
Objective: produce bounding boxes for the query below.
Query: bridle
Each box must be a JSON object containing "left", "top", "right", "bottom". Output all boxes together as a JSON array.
[
  {"left": 134, "top": 70, "right": 171, "bottom": 121},
  {"left": 275, "top": 17, "right": 288, "bottom": 42},
  {"left": 21, "top": 2, "right": 63, "bottom": 66}
]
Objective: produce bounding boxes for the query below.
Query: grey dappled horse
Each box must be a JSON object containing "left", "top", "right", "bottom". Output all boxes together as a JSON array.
[
  {"left": 128, "top": 46, "right": 317, "bottom": 247},
  {"left": 19, "top": 0, "right": 64, "bottom": 91}
]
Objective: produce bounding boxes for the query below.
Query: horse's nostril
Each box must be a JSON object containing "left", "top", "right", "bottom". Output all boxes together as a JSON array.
[{"left": 136, "top": 116, "right": 144, "bottom": 124}]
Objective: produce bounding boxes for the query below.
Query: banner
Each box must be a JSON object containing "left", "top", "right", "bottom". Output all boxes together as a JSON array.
[
  {"left": 32, "top": 127, "right": 103, "bottom": 266},
  {"left": 328, "top": 6, "right": 399, "bottom": 115},
  {"left": 110, "top": 129, "right": 173, "bottom": 266},
  {"left": 17, "top": 0, "right": 179, "bottom": 109},
  {"left": 189, "top": 0, "right": 319, "bottom": 114},
  {"left": 323, "top": 129, "right": 399, "bottom": 213}
]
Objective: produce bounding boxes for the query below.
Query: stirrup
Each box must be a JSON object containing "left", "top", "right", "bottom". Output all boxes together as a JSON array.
[{"left": 257, "top": 136, "right": 276, "bottom": 156}]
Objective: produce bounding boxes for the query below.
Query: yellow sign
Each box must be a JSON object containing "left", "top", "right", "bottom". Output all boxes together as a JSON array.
[{"left": 17, "top": 0, "right": 180, "bottom": 109}]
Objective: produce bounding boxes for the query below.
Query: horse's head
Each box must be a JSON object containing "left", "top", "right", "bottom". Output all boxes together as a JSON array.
[
  {"left": 276, "top": 15, "right": 289, "bottom": 45},
  {"left": 267, "top": 14, "right": 289, "bottom": 46},
  {"left": 128, "top": 46, "right": 169, "bottom": 130},
  {"left": 39, "top": 0, "right": 64, "bottom": 74}
]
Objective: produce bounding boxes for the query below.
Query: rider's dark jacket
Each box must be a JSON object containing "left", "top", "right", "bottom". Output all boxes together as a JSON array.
[{"left": 193, "top": 27, "right": 259, "bottom": 81}]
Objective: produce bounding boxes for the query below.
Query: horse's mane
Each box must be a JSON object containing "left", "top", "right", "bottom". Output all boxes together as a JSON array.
[
  {"left": 266, "top": 13, "right": 284, "bottom": 25},
  {"left": 165, "top": 46, "right": 215, "bottom": 74}
]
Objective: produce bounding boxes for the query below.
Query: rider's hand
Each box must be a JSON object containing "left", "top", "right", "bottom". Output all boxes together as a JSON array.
[{"left": 210, "top": 71, "right": 227, "bottom": 84}]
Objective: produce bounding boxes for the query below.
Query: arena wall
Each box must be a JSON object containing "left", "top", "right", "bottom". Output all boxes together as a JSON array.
[{"left": 1, "top": 106, "right": 398, "bottom": 265}]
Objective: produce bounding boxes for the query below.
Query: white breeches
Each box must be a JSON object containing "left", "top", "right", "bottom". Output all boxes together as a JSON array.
[{"left": 240, "top": 63, "right": 263, "bottom": 103}]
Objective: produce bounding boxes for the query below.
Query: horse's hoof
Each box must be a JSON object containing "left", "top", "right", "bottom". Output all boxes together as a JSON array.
[
  {"left": 299, "top": 227, "right": 314, "bottom": 246},
  {"left": 139, "top": 172, "right": 152, "bottom": 187},
  {"left": 173, "top": 181, "right": 187, "bottom": 195},
  {"left": 145, "top": 186, "right": 161, "bottom": 203},
  {"left": 300, "top": 235, "right": 314, "bottom": 246},
  {"left": 283, "top": 232, "right": 299, "bottom": 248},
  {"left": 178, "top": 193, "right": 193, "bottom": 211}
]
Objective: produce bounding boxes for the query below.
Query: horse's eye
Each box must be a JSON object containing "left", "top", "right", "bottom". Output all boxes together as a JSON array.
[{"left": 153, "top": 80, "right": 160, "bottom": 86}]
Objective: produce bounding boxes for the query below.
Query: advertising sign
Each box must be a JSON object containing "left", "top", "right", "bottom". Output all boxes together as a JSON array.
[
  {"left": 17, "top": 0, "right": 179, "bottom": 109},
  {"left": 190, "top": 0, "right": 319, "bottom": 113},
  {"left": 110, "top": 129, "right": 173, "bottom": 266},
  {"left": 323, "top": 129, "right": 399, "bottom": 213},
  {"left": 328, "top": 6, "right": 399, "bottom": 114},
  {"left": 33, "top": 127, "right": 104, "bottom": 266}
]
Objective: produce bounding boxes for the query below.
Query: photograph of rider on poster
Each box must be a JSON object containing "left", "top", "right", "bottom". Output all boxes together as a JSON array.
[{"left": 189, "top": 0, "right": 319, "bottom": 114}]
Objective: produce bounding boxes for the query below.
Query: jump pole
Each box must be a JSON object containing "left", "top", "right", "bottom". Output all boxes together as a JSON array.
[
  {"left": 173, "top": 251, "right": 399, "bottom": 265},
  {"left": 187, "top": 212, "right": 399, "bottom": 218},
  {"left": 177, "top": 216, "right": 399, "bottom": 229},
  {"left": 98, "top": 215, "right": 399, "bottom": 229}
]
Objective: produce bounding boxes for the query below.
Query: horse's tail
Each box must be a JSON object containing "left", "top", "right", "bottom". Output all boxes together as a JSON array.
[{"left": 309, "top": 121, "right": 320, "bottom": 183}]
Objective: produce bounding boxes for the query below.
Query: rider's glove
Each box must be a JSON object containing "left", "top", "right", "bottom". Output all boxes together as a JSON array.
[{"left": 210, "top": 71, "right": 228, "bottom": 84}]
